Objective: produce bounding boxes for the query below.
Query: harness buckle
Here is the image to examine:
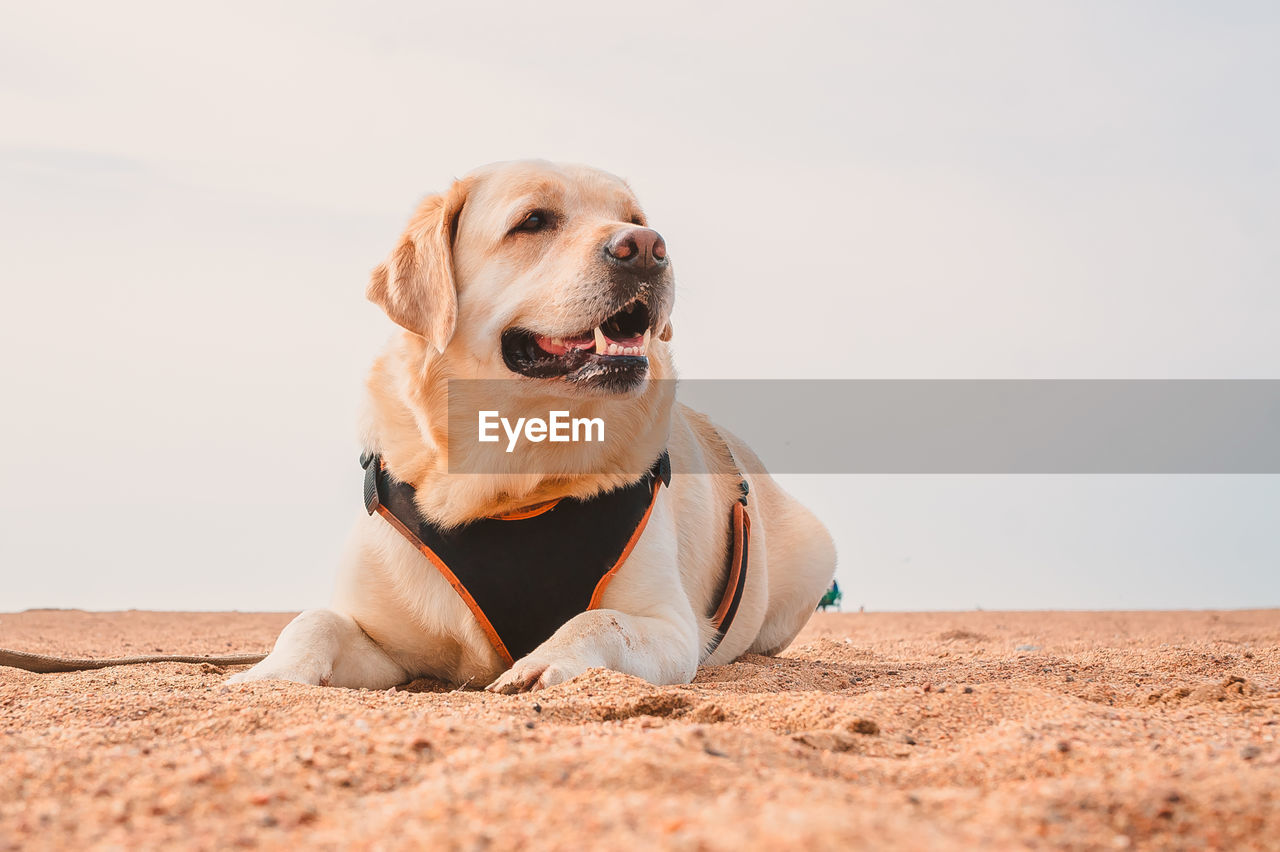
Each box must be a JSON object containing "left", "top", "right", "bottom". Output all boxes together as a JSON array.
[{"left": 361, "top": 451, "right": 381, "bottom": 515}]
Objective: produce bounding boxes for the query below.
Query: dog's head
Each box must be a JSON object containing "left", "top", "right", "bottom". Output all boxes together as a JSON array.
[{"left": 368, "top": 160, "right": 674, "bottom": 397}]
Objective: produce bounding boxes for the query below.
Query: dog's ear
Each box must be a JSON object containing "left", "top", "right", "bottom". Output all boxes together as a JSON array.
[
  {"left": 659, "top": 321, "right": 673, "bottom": 341},
  {"left": 367, "top": 179, "right": 469, "bottom": 353}
]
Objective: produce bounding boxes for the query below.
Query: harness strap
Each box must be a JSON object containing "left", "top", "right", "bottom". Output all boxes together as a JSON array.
[{"left": 702, "top": 432, "right": 751, "bottom": 660}]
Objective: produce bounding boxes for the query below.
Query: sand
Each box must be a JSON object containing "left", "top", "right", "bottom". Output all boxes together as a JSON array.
[{"left": 1, "top": 609, "right": 1277, "bottom": 851}]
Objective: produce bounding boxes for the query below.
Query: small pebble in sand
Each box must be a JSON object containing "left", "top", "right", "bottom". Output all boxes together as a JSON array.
[{"left": 846, "top": 718, "right": 880, "bottom": 736}]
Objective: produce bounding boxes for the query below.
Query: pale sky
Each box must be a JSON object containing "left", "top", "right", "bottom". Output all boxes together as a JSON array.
[{"left": 2, "top": 1, "right": 1277, "bottom": 611}]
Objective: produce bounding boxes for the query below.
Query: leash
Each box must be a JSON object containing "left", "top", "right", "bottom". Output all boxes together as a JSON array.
[{"left": 0, "top": 648, "right": 266, "bottom": 674}]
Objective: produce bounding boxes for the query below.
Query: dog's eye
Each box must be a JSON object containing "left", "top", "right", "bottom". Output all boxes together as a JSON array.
[
  {"left": 512, "top": 211, "right": 551, "bottom": 234},
  {"left": 629, "top": 215, "right": 645, "bottom": 226}
]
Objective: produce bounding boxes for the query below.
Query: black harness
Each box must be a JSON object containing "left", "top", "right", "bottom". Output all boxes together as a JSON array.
[{"left": 361, "top": 450, "right": 750, "bottom": 667}]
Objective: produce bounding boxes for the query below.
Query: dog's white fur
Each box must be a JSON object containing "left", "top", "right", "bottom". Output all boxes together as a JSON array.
[{"left": 230, "top": 161, "right": 835, "bottom": 693}]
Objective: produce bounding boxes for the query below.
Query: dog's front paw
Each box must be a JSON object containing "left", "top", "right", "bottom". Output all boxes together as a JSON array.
[
  {"left": 486, "top": 657, "right": 581, "bottom": 694},
  {"left": 226, "top": 661, "right": 329, "bottom": 687}
]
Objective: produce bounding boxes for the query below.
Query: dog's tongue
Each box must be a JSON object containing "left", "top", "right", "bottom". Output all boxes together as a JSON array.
[{"left": 534, "top": 333, "right": 594, "bottom": 356}]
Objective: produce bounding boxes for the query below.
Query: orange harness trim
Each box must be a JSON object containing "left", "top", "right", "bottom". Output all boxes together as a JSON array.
[
  {"left": 490, "top": 499, "right": 562, "bottom": 521},
  {"left": 588, "top": 476, "right": 664, "bottom": 611}
]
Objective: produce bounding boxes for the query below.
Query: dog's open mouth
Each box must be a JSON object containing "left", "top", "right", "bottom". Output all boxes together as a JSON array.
[{"left": 501, "top": 298, "right": 652, "bottom": 390}]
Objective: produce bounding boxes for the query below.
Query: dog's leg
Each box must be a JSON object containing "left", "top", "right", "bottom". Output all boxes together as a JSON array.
[
  {"left": 486, "top": 608, "right": 698, "bottom": 693},
  {"left": 227, "top": 609, "right": 406, "bottom": 688}
]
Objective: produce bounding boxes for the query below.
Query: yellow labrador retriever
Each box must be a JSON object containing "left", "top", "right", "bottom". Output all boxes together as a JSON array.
[{"left": 231, "top": 161, "right": 835, "bottom": 693}]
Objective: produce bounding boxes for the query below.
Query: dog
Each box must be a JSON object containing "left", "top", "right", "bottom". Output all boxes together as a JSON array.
[{"left": 230, "top": 161, "right": 836, "bottom": 693}]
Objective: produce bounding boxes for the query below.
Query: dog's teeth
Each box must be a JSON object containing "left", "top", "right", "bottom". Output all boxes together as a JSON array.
[
  {"left": 643, "top": 329, "right": 651, "bottom": 349},
  {"left": 593, "top": 327, "right": 607, "bottom": 353}
]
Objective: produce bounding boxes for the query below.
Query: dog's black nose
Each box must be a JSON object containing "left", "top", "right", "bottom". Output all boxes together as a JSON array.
[{"left": 604, "top": 227, "right": 667, "bottom": 272}]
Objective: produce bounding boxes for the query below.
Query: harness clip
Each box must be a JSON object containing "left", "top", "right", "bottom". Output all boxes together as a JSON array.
[{"left": 361, "top": 451, "right": 381, "bottom": 515}]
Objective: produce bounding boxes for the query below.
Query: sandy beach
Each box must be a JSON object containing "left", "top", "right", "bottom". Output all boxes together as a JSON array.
[{"left": 1, "top": 609, "right": 1277, "bottom": 850}]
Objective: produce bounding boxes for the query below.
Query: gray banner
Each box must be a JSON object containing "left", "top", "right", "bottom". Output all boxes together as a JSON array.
[{"left": 445, "top": 380, "right": 1280, "bottom": 474}]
